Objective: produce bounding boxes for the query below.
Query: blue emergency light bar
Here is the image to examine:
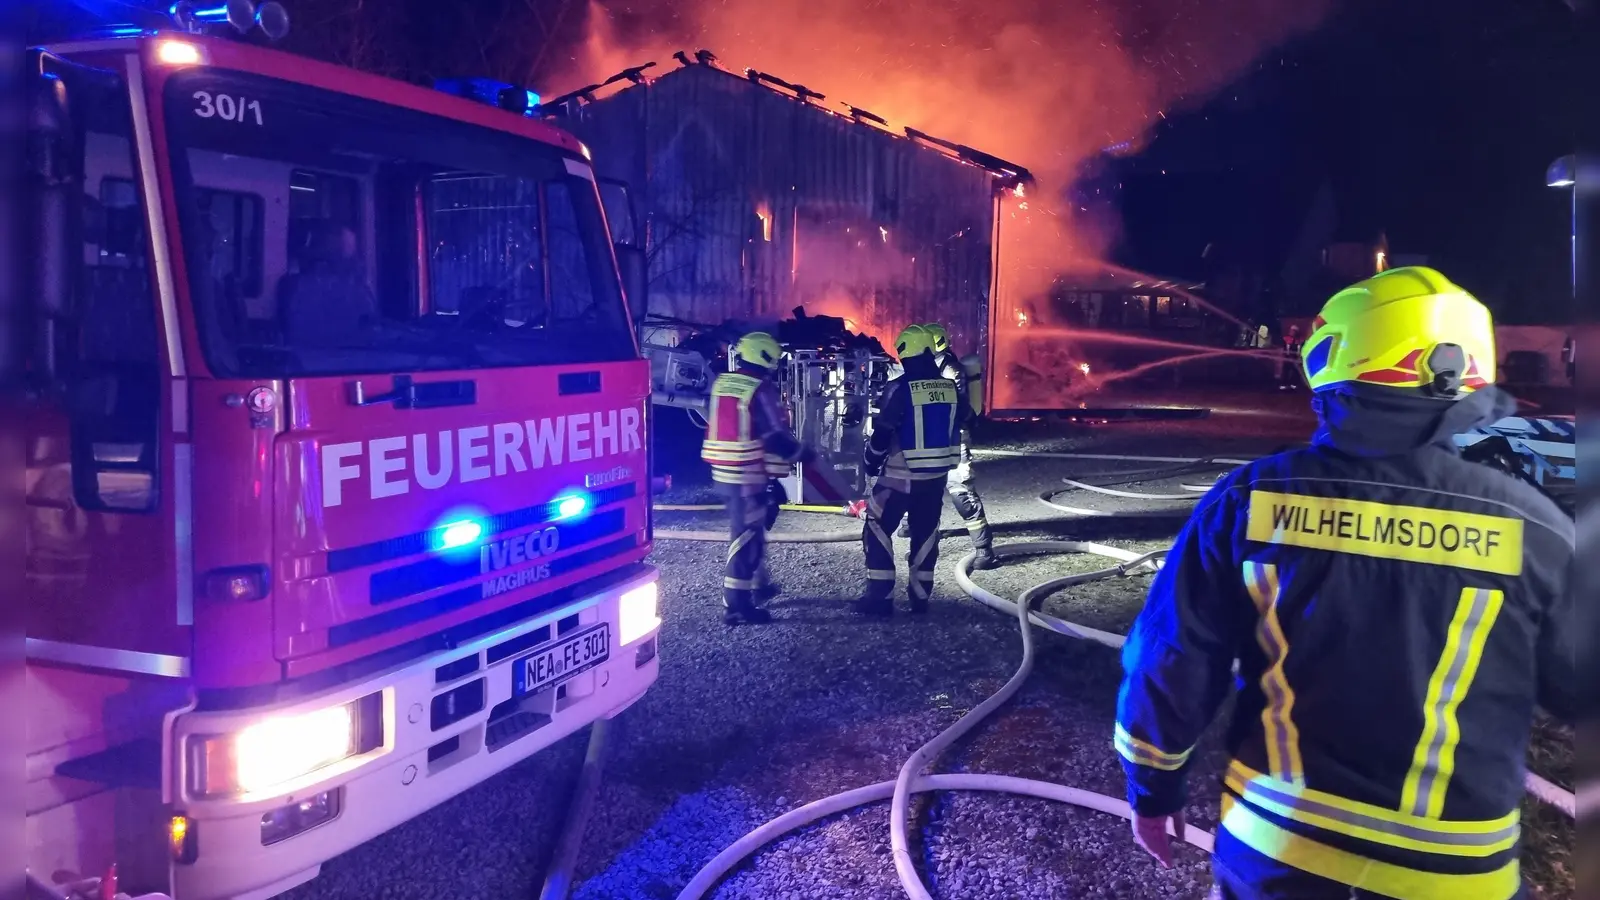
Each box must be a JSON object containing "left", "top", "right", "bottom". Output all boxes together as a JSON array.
[
  {"left": 171, "top": 3, "right": 230, "bottom": 21},
  {"left": 434, "top": 77, "right": 542, "bottom": 116},
  {"left": 164, "top": 0, "right": 290, "bottom": 39}
]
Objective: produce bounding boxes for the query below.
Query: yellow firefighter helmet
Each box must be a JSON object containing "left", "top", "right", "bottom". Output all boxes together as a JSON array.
[
  {"left": 734, "top": 331, "right": 783, "bottom": 370},
  {"left": 895, "top": 324, "right": 936, "bottom": 361},
  {"left": 1301, "top": 266, "right": 1495, "bottom": 396}
]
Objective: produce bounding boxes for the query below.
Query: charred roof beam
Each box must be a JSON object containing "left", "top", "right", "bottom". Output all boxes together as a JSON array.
[
  {"left": 904, "top": 127, "right": 1034, "bottom": 184},
  {"left": 845, "top": 105, "right": 889, "bottom": 127},
  {"left": 537, "top": 83, "right": 601, "bottom": 116},
  {"left": 537, "top": 61, "right": 658, "bottom": 117},
  {"left": 745, "top": 69, "right": 824, "bottom": 103},
  {"left": 673, "top": 49, "right": 719, "bottom": 67},
  {"left": 604, "top": 62, "right": 656, "bottom": 86}
]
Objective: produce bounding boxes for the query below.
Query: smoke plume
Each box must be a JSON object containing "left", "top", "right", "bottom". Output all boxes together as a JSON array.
[
  {"left": 555, "top": 0, "right": 1328, "bottom": 253},
  {"left": 552, "top": 0, "right": 1330, "bottom": 404}
]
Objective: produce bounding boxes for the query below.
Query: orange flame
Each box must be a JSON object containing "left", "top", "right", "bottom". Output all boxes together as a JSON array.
[{"left": 756, "top": 201, "right": 773, "bottom": 242}]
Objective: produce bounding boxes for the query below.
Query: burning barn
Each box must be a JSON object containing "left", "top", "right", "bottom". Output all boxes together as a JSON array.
[{"left": 544, "top": 53, "right": 1030, "bottom": 411}]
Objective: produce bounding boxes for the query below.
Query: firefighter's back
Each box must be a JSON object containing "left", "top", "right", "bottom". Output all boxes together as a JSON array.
[{"left": 1220, "top": 441, "right": 1573, "bottom": 894}]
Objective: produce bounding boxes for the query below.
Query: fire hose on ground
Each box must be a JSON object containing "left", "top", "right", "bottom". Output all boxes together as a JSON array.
[
  {"left": 674, "top": 542, "right": 1211, "bottom": 900},
  {"left": 571, "top": 453, "right": 1577, "bottom": 900},
  {"left": 538, "top": 720, "right": 611, "bottom": 900},
  {"left": 649, "top": 499, "right": 863, "bottom": 544}
]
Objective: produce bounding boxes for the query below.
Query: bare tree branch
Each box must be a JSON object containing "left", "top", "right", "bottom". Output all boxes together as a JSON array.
[{"left": 526, "top": 0, "right": 580, "bottom": 83}]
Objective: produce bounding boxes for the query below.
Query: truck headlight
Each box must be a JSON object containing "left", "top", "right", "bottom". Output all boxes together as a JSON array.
[
  {"left": 190, "top": 693, "right": 383, "bottom": 797},
  {"left": 618, "top": 581, "right": 660, "bottom": 645}
]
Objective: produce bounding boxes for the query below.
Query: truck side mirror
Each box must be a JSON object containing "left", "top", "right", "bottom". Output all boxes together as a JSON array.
[
  {"left": 28, "top": 53, "right": 87, "bottom": 384},
  {"left": 615, "top": 244, "right": 648, "bottom": 323}
]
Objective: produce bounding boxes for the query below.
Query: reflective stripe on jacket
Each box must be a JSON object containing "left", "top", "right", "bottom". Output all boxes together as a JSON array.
[{"left": 702, "top": 373, "right": 766, "bottom": 485}]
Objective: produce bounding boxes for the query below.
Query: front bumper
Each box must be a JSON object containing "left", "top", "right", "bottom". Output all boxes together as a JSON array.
[{"left": 167, "top": 567, "right": 660, "bottom": 900}]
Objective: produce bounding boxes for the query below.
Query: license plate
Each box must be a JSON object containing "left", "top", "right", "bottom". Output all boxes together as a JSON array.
[{"left": 513, "top": 624, "right": 611, "bottom": 696}]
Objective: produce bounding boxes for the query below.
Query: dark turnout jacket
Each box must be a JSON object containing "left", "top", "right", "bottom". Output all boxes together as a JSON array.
[
  {"left": 865, "top": 352, "right": 967, "bottom": 490},
  {"left": 1115, "top": 385, "right": 1584, "bottom": 900}
]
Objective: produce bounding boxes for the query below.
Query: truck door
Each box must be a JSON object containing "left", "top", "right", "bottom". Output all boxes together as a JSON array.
[{"left": 25, "top": 51, "right": 191, "bottom": 677}]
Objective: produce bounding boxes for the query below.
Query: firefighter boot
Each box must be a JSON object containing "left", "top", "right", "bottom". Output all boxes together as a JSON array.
[
  {"left": 853, "top": 594, "right": 894, "bottom": 617},
  {"left": 724, "top": 599, "right": 774, "bottom": 625},
  {"left": 972, "top": 547, "right": 1000, "bottom": 570}
]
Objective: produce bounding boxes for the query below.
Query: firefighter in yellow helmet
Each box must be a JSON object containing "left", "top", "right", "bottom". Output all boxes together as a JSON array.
[
  {"left": 856, "top": 324, "right": 967, "bottom": 616},
  {"left": 900, "top": 322, "right": 998, "bottom": 569},
  {"left": 1115, "top": 267, "right": 1584, "bottom": 899},
  {"left": 701, "top": 331, "right": 815, "bottom": 624}
]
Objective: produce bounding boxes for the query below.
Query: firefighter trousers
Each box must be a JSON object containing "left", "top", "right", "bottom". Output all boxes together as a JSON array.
[
  {"left": 721, "top": 484, "right": 771, "bottom": 610},
  {"left": 945, "top": 463, "right": 992, "bottom": 551},
  {"left": 862, "top": 477, "right": 947, "bottom": 603},
  {"left": 1211, "top": 831, "right": 1527, "bottom": 900}
]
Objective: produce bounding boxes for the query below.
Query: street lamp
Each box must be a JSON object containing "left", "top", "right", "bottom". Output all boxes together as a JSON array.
[
  {"left": 1546, "top": 156, "right": 1575, "bottom": 189},
  {"left": 1548, "top": 154, "right": 1595, "bottom": 390},
  {"left": 1547, "top": 155, "right": 1576, "bottom": 297}
]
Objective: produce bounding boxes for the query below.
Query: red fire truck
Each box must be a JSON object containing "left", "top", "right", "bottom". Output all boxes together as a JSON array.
[{"left": 23, "top": 10, "right": 661, "bottom": 899}]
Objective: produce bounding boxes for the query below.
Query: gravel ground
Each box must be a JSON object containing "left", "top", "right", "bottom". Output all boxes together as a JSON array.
[
  {"left": 286, "top": 403, "right": 1574, "bottom": 900},
  {"left": 569, "top": 450, "right": 1228, "bottom": 900}
]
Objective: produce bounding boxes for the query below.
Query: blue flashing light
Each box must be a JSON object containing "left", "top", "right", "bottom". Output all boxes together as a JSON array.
[
  {"left": 434, "top": 77, "right": 540, "bottom": 115},
  {"left": 437, "top": 517, "right": 485, "bottom": 550},
  {"left": 172, "top": 3, "right": 231, "bottom": 22},
  {"left": 554, "top": 493, "right": 590, "bottom": 521}
]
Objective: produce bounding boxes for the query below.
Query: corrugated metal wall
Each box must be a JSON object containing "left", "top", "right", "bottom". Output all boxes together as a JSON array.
[{"left": 561, "top": 64, "right": 999, "bottom": 357}]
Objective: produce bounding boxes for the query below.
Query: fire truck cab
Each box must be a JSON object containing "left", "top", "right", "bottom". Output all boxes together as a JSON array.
[{"left": 24, "top": 19, "right": 660, "bottom": 900}]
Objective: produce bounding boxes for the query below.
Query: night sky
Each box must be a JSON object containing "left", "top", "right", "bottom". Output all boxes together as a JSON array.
[{"left": 1116, "top": 0, "right": 1588, "bottom": 323}]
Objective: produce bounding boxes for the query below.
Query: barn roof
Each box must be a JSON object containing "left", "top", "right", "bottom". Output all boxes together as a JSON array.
[{"left": 538, "top": 51, "right": 1034, "bottom": 187}]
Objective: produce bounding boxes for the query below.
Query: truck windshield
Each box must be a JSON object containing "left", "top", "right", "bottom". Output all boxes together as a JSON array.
[{"left": 162, "top": 69, "right": 634, "bottom": 378}]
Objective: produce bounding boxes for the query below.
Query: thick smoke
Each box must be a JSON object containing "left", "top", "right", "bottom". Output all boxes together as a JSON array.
[
  {"left": 553, "top": 0, "right": 1329, "bottom": 403},
  {"left": 556, "top": 0, "right": 1327, "bottom": 233}
]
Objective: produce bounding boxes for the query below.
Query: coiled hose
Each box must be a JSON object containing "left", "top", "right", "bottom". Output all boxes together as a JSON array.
[
  {"left": 676, "top": 544, "right": 1211, "bottom": 900},
  {"left": 1035, "top": 454, "right": 1247, "bottom": 513}
]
